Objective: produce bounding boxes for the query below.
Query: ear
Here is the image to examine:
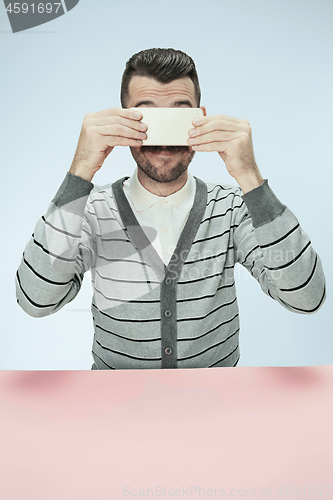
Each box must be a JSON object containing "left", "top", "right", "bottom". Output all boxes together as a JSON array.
[{"left": 200, "top": 105, "right": 207, "bottom": 116}]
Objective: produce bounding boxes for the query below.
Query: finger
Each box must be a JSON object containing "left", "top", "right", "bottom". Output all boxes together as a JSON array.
[
  {"left": 87, "top": 108, "right": 143, "bottom": 121},
  {"left": 103, "top": 136, "right": 143, "bottom": 148},
  {"left": 94, "top": 115, "right": 148, "bottom": 132},
  {"left": 189, "top": 119, "right": 239, "bottom": 137},
  {"left": 96, "top": 124, "right": 147, "bottom": 141},
  {"left": 191, "top": 114, "right": 249, "bottom": 128},
  {"left": 191, "top": 141, "right": 232, "bottom": 152},
  {"left": 188, "top": 130, "right": 240, "bottom": 145}
]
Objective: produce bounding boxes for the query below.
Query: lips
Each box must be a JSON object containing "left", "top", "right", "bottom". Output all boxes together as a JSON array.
[
  {"left": 141, "top": 146, "right": 190, "bottom": 154},
  {"left": 149, "top": 151, "right": 178, "bottom": 156}
]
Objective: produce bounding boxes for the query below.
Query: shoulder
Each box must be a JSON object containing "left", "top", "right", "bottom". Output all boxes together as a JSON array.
[
  {"left": 85, "top": 177, "right": 127, "bottom": 215},
  {"left": 87, "top": 176, "right": 128, "bottom": 206},
  {"left": 195, "top": 177, "right": 244, "bottom": 208}
]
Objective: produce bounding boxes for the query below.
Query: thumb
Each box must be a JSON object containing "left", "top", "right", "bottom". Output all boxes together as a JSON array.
[
  {"left": 218, "top": 150, "right": 228, "bottom": 163},
  {"left": 104, "top": 146, "right": 114, "bottom": 158}
]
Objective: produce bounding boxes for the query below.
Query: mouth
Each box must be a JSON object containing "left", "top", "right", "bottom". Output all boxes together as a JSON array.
[
  {"left": 141, "top": 145, "right": 190, "bottom": 156},
  {"left": 149, "top": 151, "right": 178, "bottom": 157}
]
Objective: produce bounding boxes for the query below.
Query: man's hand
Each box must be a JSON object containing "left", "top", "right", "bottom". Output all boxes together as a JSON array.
[
  {"left": 70, "top": 108, "right": 148, "bottom": 182},
  {"left": 187, "top": 114, "right": 264, "bottom": 194}
]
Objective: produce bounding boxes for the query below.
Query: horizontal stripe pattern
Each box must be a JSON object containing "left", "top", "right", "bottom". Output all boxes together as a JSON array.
[{"left": 15, "top": 173, "right": 326, "bottom": 369}]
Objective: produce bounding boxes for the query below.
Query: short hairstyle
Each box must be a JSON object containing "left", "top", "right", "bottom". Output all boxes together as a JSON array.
[{"left": 120, "top": 48, "right": 201, "bottom": 108}]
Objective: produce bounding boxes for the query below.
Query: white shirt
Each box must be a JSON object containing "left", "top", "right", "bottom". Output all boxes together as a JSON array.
[{"left": 123, "top": 167, "right": 196, "bottom": 265}]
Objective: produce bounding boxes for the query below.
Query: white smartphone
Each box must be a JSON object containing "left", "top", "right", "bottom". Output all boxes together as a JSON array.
[{"left": 129, "top": 107, "right": 204, "bottom": 145}]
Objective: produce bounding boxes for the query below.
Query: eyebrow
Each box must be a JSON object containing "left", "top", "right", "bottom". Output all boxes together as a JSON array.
[{"left": 133, "top": 100, "right": 194, "bottom": 108}]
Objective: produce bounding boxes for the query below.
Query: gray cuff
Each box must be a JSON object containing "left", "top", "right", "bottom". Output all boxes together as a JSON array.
[
  {"left": 52, "top": 172, "right": 94, "bottom": 208},
  {"left": 242, "top": 179, "right": 286, "bottom": 228}
]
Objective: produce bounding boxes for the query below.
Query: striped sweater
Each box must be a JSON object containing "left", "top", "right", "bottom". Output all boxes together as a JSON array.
[{"left": 15, "top": 172, "right": 326, "bottom": 369}]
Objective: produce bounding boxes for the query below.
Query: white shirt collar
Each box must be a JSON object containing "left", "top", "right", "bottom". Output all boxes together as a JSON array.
[{"left": 128, "top": 167, "right": 196, "bottom": 212}]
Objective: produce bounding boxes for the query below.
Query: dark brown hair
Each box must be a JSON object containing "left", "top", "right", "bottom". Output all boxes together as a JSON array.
[{"left": 120, "top": 48, "right": 201, "bottom": 108}]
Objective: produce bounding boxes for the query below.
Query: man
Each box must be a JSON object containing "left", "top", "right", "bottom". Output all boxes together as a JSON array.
[{"left": 15, "top": 48, "right": 326, "bottom": 370}]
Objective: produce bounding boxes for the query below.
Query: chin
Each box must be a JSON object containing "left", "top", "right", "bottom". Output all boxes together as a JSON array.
[
  {"left": 130, "top": 146, "right": 195, "bottom": 183},
  {"left": 138, "top": 164, "right": 188, "bottom": 183}
]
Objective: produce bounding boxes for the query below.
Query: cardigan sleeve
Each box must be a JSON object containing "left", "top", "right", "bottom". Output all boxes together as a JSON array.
[
  {"left": 15, "top": 172, "right": 96, "bottom": 318},
  {"left": 232, "top": 180, "right": 326, "bottom": 314}
]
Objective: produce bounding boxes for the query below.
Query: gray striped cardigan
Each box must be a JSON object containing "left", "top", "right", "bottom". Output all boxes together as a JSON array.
[{"left": 15, "top": 172, "right": 326, "bottom": 369}]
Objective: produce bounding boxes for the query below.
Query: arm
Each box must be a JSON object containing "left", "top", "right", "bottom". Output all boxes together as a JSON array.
[
  {"left": 15, "top": 173, "right": 95, "bottom": 317},
  {"left": 16, "top": 107, "right": 148, "bottom": 317},
  {"left": 188, "top": 112, "right": 326, "bottom": 312},
  {"left": 233, "top": 180, "right": 326, "bottom": 313}
]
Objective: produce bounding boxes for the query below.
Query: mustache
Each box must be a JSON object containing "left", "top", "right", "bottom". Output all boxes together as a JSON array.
[{"left": 141, "top": 145, "right": 190, "bottom": 153}]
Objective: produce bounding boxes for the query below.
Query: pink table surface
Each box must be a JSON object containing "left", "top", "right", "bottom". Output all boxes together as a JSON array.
[{"left": 0, "top": 366, "right": 332, "bottom": 500}]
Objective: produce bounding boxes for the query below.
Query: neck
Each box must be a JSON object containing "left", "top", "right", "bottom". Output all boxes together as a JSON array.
[{"left": 136, "top": 168, "right": 189, "bottom": 197}]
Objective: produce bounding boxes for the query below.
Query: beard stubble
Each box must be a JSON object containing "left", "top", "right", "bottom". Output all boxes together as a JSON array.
[{"left": 129, "top": 145, "right": 195, "bottom": 183}]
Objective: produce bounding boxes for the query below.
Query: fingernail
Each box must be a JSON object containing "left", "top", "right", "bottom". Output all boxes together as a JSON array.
[
  {"left": 139, "top": 122, "right": 147, "bottom": 130},
  {"left": 134, "top": 111, "right": 142, "bottom": 119},
  {"left": 188, "top": 129, "right": 196, "bottom": 136},
  {"left": 192, "top": 119, "right": 200, "bottom": 125}
]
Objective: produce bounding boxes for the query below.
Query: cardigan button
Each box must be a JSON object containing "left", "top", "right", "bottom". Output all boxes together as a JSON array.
[
  {"left": 164, "top": 347, "right": 173, "bottom": 355},
  {"left": 165, "top": 277, "right": 172, "bottom": 285},
  {"left": 164, "top": 309, "right": 172, "bottom": 318}
]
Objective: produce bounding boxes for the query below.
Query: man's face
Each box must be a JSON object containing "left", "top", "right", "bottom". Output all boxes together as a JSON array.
[{"left": 127, "top": 76, "right": 201, "bottom": 183}]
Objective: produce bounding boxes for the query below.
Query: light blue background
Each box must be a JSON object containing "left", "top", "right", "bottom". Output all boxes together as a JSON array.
[{"left": 1, "top": 0, "right": 331, "bottom": 369}]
